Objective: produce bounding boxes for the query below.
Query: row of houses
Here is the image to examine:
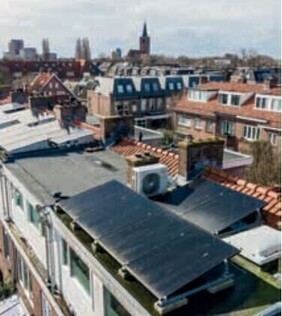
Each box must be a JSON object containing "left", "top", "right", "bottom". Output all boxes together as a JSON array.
[{"left": 0, "top": 93, "right": 280, "bottom": 315}]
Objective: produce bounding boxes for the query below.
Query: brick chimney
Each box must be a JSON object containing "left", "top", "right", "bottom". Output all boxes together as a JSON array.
[
  {"left": 264, "top": 78, "right": 276, "bottom": 90},
  {"left": 178, "top": 138, "right": 225, "bottom": 182},
  {"left": 53, "top": 103, "right": 87, "bottom": 126},
  {"left": 28, "top": 96, "right": 52, "bottom": 117},
  {"left": 126, "top": 153, "right": 159, "bottom": 189}
]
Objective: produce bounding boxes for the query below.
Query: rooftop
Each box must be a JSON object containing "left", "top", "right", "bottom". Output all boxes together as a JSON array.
[
  {"left": 111, "top": 138, "right": 281, "bottom": 230},
  {"left": 5, "top": 149, "right": 127, "bottom": 205}
]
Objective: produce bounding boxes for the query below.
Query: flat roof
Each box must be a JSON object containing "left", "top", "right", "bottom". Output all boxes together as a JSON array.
[
  {"left": 58, "top": 180, "right": 238, "bottom": 299},
  {"left": 157, "top": 178, "right": 265, "bottom": 234},
  {"left": 5, "top": 149, "right": 127, "bottom": 205},
  {"left": 224, "top": 225, "right": 281, "bottom": 265}
]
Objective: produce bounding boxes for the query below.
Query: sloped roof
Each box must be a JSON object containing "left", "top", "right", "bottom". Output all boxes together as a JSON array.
[
  {"left": 111, "top": 138, "right": 281, "bottom": 230},
  {"left": 29, "top": 72, "right": 52, "bottom": 92},
  {"left": 198, "top": 81, "right": 281, "bottom": 95}
]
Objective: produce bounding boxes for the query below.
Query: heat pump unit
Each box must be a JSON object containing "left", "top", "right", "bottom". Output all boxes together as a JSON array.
[{"left": 132, "top": 164, "right": 168, "bottom": 197}]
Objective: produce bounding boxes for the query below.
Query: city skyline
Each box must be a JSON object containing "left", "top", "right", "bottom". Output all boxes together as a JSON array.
[{"left": 0, "top": 0, "right": 280, "bottom": 58}]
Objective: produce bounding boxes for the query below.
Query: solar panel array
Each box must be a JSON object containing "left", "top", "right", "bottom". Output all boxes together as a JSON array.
[{"left": 59, "top": 180, "right": 238, "bottom": 299}]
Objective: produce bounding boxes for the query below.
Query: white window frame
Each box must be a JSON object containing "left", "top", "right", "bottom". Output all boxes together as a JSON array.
[
  {"left": 255, "top": 95, "right": 281, "bottom": 112},
  {"left": 194, "top": 117, "right": 202, "bottom": 129},
  {"left": 178, "top": 115, "right": 191, "bottom": 127},
  {"left": 219, "top": 91, "right": 242, "bottom": 107},
  {"left": 188, "top": 89, "right": 208, "bottom": 102},
  {"left": 132, "top": 104, "right": 137, "bottom": 113},
  {"left": 206, "top": 120, "right": 214, "bottom": 133},
  {"left": 117, "top": 85, "right": 124, "bottom": 94},
  {"left": 220, "top": 120, "right": 235, "bottom": 136},
  {"left": 243, "top": 125, "right": 260, "bottom": 141},
  {"left": 141, "top": 99, "right": 147, "bottom": 112},
  {"left": 268, "top": 132, "right": 278, "bottom": 146}
]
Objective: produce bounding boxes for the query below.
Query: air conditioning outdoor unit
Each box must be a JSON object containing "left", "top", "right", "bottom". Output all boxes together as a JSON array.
[{"left": 132, "top": 163, "right": 168, "bottom": 197}]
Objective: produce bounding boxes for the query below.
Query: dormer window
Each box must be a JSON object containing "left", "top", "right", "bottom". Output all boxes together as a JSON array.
[
  {"left": 168, "top": 82, "right": 174, "bottom": 91},
  {"left": 176, "top": 82, "right": 182, "bottom": 90},
  {"left": 126, "top": 84, "right": 133, "bottom": 93},
  {"left": 219, "top": 92, "right": 241, "bottom": 106},
  {"left": 152, "top": 82, "right": 159, "bottom": 92},
  {"left": 144, "top": 83, "right": 150, "bottom": 92},
  {"left": 255, "top": 95, "right": 281, "bottom": 112},
  {"left": 188, "top": 90, "right": 208, "bottom": 102},
  {"left": 117, "top": 84, "right": 124, "bottom": 93}
]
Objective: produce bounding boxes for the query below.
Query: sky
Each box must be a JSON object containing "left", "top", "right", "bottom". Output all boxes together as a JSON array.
[{"left": 0, "top": 0, "right": 280, "bottom": 58}]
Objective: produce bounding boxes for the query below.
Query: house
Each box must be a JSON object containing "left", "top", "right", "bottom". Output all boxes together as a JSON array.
[
  {"left": 28, "top": 72, "right": 78, "bottom": 105},
  {"left": 172, "top": 81, "right": 281, "bottom": 152},
  {"left": 87, "top": 76, "right": 186, "bottom": 141},
  {"left": 0, "top": 126, "right": 280, "bottom": 315}
]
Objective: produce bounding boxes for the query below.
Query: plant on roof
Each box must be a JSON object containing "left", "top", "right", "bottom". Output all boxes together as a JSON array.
[{"left": 246, "top": 140, "right": 281, "bottom": 187}]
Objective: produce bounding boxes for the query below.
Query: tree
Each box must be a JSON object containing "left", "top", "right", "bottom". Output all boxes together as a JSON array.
[{"left": 246, "top": 141, "right": 281, "bottom": 187}]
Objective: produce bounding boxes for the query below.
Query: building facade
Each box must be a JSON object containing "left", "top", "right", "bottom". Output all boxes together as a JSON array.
[{"left": 172, "top": 81, "right": 281, "bottom": 152}]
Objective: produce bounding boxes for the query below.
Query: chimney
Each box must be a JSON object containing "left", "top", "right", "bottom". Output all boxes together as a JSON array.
[
  {"left": 54, "top": 103, "right": 87, "bottom": 128},
  {"left": 264, "top": 77, "right": 276, "bottom": 90},
  {"left": 28, "top": 96, "right": 52, "bottom": 117},
  {"left": 126, "top": 153, "right": 159, "bottom": 189},
  {"left": 178, "top": 138, "right": 225, "bottom": 182}
]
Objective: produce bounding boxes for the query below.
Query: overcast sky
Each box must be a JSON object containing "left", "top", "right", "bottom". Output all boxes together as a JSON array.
[{"left": 0, "top": 0, "right": 280, "bottom": 58}]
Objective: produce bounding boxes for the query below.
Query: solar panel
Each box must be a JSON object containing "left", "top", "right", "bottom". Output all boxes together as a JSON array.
[
  {"left": 159, "top": 179, "right": 265, "bottom": 234},
  {"left": 59, "top": 180, "right": 238, "bottom": 299}
]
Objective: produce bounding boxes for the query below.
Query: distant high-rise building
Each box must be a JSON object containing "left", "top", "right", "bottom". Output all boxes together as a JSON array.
[
  {"left": 82, "top": 37, "right": 91, "bottom": 60},
  {"left": 139, "top": 22, "right": 150, "bottom": 55},
  {"left": 20, "top": 47, "right": 37, "bottom": 60},
  {"left": 75, "top": 38, "right": 82, "bottom": 59},
  {"left": 42, "top": 38, "right": 50, "bottom": 60},
  {"left": 8, "top": 39, "right": 24, "bottom": 58},
  {"left": 75, "top": 37, "right": 91, "bottom": 60}
]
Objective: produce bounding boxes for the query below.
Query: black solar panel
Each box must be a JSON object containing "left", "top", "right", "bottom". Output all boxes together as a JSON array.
[
  {"left": 59, "top": 180, "right": 238, "bottom": 299},
  {"left": 160, "top": 179, "right": 266, "bottom": 234}
]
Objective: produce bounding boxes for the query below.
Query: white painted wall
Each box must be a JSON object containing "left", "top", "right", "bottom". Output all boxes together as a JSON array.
[{"left": 3, "top": 166, "right": 47, "bottom": 269}]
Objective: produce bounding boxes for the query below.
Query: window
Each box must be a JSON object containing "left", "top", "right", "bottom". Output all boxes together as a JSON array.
[
  {"left": 255, "top": 96, "right": 281, "bottom": 112},
  {"left": 150, "top": 99, "right": 156, "bottom": 111},
  {"left": 144, "top": 83, "right": 150, "bottom": 92},
  {"left": 41, "top": 293, "right": 52, "bottom": 316},
  {"left": 104, "top": 288, "right": 131, "bottom": 316},
  {"left": 126, "top": 84, "right": 133, "bottom": 93},
  {"left": 270, "top": 99, "right": 281, "bottom": 112},
  {"left": 152, "top": 82, "right": 159, "bottom": 92},
  {"left": 243, "top": 125, "right": 260, "bottom": 141},
  {"left": 256, "top": 97, "right": 268, "bottom": 109},
  {"left": 117, "top": 85, "right": 124, "bottom": 93},
  {"left": 55, "top": 82, "right": 59, "bottom": 89},
  {"left": 132, "top": 104, "right": 137, "bottom": 113},
  {"left": 62, "top": 239, "right": 69, "bottom": 266},
  {"left": 268, "top": 132, "right": 278, "bottom": 146},
  {"left": 17, "top": 255, "right": 32, "bottom": 293},
  {"left": 194, "top": 118, "right": 202, "bottom": 129},
  {"left": 136, "top": 119, "right": 146, "bottom": 127},
  {"left": 168, "top": 82, "right": 174, "bottom": 91},
  {"left": 70, "top": 248, "right": 90, "bottom": 294},
  {"left": 157, "top": 98, "right": 163, "bottom": 110},
  {"left": 141, "top": 100, "right": 147, "bottom": 112},
  {"left": 178, "top": 116, "right": 191, "bottom": 127},
  {"left": 3, "top": 229, "right": 10, "bottom": 259},
  {"left": 206, "top": 121, "right": 213, "bottom": 133},
  {"left": 27, "top": 202, "right": 41, "bottom": 229},
  {"left": 14, "top": 188, "right": 23, "bottom": 210},
  {"left": 219, "top": 93, "right": 228, "bottom": 105},
  {"left": 115, "top": 104, "right": 123, "bottom": 113},
  {"left": 176, "top": 82, "right": 182, "bottom": 90},
  {"left": 220, "top": 121, "right": 235, "bottom": 136},
  {"left": 188, "top": 90, "right": 207, "bottom": 102},
  {"left": 49, "top": 83, "right": 53, "bottom": 89},
  {"left": 230, "top": 94, "right": 240, "bottom": 106}
]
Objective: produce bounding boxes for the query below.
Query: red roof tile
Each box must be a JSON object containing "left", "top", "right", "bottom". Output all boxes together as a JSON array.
[{"left": 111, "top": 138, "right": 281, "bottom": 230}]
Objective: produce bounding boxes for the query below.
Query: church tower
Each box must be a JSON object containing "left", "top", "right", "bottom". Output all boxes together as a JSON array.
[{"left": 139, "top": 22, "right": 150, "bottom": 55}]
